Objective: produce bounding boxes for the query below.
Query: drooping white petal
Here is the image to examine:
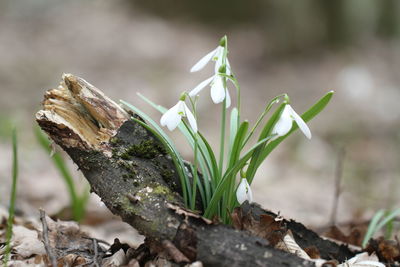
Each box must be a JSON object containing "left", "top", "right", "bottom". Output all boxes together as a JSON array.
[
  {"left": 190, "top": 47, "right": 219, "bottom": 72},
  {"left": 183, "top": 103, "right": 198, "bottom": 132},
  {"left": 225, "top": 88, "right": 231, "bottom": 108},
  {"left": 160, "top": 102, "right": 178, "bottom": 126},
  {"left": 287, "top": 105, "right": 312, "bottom": 139},
  {"left": 165, "top": 115, "right": 182, "bottom": 131},
  {"left": 160, "top": 101, "right": 183, "bottom": 131},
  {"left": 271, "top": 105, "right": 293, "bottom": 138},
  {"left": 236, "top": 178, "right": 253, "bottom": 204},
  {"left": 189, "top": 76, "right": 214, "bottom": 97},
  {"left": 210, "top": 75, "right": 226, "bottom": 104}
]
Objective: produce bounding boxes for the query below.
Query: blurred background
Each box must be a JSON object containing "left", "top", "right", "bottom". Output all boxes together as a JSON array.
[{"left": 1, "top": 0, "right": 400, "bottom": 245}]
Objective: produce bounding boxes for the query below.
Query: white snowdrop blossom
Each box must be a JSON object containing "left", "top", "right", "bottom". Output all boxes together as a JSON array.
[
  {"left": 271, "top": 104, "right": 311, "bottom": 140},
  {"left": 160, "top": 100, "right": 197, "bottom": 132},
  {"left": 189, "top": 74, "right": 231, "bottom": 108},
  {"left": 190, "top": 46, "right": 225, "bottom": 73},
  {"left": 236, "top": 178, "right": 253, "bottom": 204},
  {"left": 190, "top": 45, "right": 231, "bottom": 75},
  {"left": 189, "top": 38, "right": 232, "bottom": 107}
]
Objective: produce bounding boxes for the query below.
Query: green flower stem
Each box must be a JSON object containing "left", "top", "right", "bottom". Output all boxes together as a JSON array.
[
  {"left": 218, "top": 100, "right": 226, "bottom": 177},
  {"left": 218, "top": 37, "right": 230, "bottom": 219},
  {"left": 190, "top": 134, "right": 199, "bottom": 210},
  {"left": 241, "top": 94, "right": 285, "bottom": 149}
]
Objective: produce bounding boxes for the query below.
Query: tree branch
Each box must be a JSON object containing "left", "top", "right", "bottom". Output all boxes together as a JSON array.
[{"left": 36, "top": 74, "right": 354, "bottom": 266}]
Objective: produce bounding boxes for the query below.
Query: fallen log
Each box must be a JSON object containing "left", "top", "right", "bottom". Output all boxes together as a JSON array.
[{"left": 36, "top": 74, "right": 355, "bottom": 266}]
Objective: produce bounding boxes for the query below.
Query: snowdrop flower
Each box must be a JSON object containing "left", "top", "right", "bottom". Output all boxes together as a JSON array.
[
  {"left": 190, "top": 37, "right": 231, "bottom": 75},
  {"left": 271, "top": 104, "right": 311, "bottom": 140},
  {"left": 189, "top": 73, "right": 231, "bottom": 108},
  {"left": 190, "top": 45, "right": 224, "bottom": 73},
  {"left": 236, "top": 178, "right": 253, "bottom": 205},
  {"left": 160, "top": 94, "right": 197, "bottom": 132}
]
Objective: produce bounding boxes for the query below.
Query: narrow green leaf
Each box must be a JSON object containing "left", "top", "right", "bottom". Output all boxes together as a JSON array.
[
  {"left": 197, "top": 132, "right": 219, "bottom": 188},
  {"left": 375, "top": 208, "right": 400, "bottom": 236},
  {"left": 35, "top": 127, "right": 85, "bottom": 221},
  {"left": 204, "top": 136, "right": 272, "bottom": 218},
  {"left": 189, "top": 163, "right": 206, "bottom": 209},
  {"left": 138, "top": 93, "right": 168, "bottom": 113},
  {"left": 224, "top": 120, "right": 249, "bottom": 219},
  {"left": 362, "top": 209, "right": 385, "bottom": 248},
  {"left": 229, "top": 108, "right": 239, "bottom": 152},
  {"left": 228, "top": 121, "right": 249, "bottom": 168},
  {"left": 4, "top": 128, "right": 18, "bottom": 265}
]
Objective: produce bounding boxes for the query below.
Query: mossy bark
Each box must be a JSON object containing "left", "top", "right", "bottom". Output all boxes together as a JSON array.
[{"left": 36, "top": 74, "right": 354, "bottom": 266}]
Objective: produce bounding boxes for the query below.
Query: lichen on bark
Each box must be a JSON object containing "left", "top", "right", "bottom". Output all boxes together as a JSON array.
[{"left": 36, "top": 74, "right": 354, "bottom": 266}]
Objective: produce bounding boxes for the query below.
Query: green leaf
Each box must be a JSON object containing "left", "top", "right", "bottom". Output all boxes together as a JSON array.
[
  {"left": 228, "top": 121, "right": 249, "bottom": 168},
  {"left": 197, "top": 131, "right": 220, "bottom": 188},
  {"left": 179, "top": 122, "right": 213, "bottom": 206},
  {"left": 204, "top": 135, "right": 272, "bottom": 218},
  {"left": 4, "top": 127, "right": 18, "bottom": 265},
  {"left": 224, "top": 120, "right": 249, "bottom": 219},
  {"left": 362, "top": 209, "right": 385, "bottom": 248},
  {"left": 229, "top": 108, "right": 239, "bottom": 152},
  {"left": 138, "top": 93, "right": 168, "bottom": 113},
  {"left": 376, "top": 208, "right": 400, "bottom": 230}
]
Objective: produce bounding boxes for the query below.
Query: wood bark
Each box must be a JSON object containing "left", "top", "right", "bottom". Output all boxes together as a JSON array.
[{"left": 36, "top": 74, "right": 354, "bottom": 266}]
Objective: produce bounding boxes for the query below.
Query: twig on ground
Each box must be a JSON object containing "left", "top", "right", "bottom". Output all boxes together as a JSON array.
[
  {"left": 82, "top": 236, "right": 110, "bottom": 247},
  {"left": 39, "top": 209, "right": 57, "bottom": 267},
  {"left": 330, "top": 147, "right": 346, "bottom": 225},
  {"left": 91, "top": 238, "right": 100, "bottom": 267},
  {"left": 161, "top": 240, "right": 190, "bottom": 263}
]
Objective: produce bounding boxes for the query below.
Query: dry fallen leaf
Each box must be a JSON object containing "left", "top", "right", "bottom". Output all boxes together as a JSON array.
[
  {"left": 102, "top": 248, "right": 127, "bottom": 267},
  {"left": 324, "top": 225, "right": 364, "bottom": 247},
  {"left": 231, "top": 207, "right": 287, "bottom": 246},
  {"left": 336, "top": 252, "right": 384, "bottom": 267},
  {"left": 11, "top": 225, "right": 46, "bottom": 258},
  {"left": 275, "top": 230, "right": 311, "bottom": 260}
]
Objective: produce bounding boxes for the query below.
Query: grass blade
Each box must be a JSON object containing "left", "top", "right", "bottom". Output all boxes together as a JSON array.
[
  {"left": 4, "top": 128, "right": 18, "bottom": 265},
  {"left": 35, "top": 127, "right": 86, "bottom": 222},
  {"left": 362, "top": 209, "right": 385, "bottom": 247}
]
